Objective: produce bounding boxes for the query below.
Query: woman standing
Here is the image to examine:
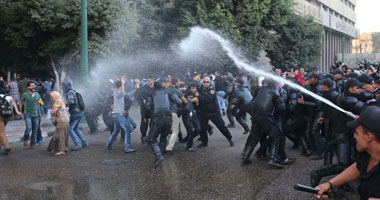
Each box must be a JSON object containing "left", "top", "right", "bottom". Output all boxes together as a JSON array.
[
  {"left": 47, "top": 91, "right": 70, "bottom": 156},
  {"left": 0, "top": 84, "right": 22, "bottom": 155}
]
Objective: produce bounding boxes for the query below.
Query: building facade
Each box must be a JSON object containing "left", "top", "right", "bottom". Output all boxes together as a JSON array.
[{"left": 293, "top": 0, "right": 360, "bottom": 71}]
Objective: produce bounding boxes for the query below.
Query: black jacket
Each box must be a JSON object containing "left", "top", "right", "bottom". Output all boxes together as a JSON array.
[
  {"left": 251, "top": 85, "right": 285, "bottom": 116},
  {"left": 214, "top": 76, "right": 226, "bottom": 92},
  {"left": 198, "top": 85, "right": 219, "bottom": 114}
]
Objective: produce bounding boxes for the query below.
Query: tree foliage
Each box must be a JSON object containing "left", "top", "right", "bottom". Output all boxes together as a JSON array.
[{"left": 0, "top": 0, "right": 324, "bottom": 73}]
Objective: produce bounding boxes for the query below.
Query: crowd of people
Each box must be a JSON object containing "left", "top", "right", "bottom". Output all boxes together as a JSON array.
[{"left": 0, "top": 60, "right": 380, "bottom": 199}]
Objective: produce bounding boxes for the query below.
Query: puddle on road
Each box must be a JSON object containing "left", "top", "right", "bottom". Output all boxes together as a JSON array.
[{"left": 101, "top": 158, "right": 135, "bottom": 166}]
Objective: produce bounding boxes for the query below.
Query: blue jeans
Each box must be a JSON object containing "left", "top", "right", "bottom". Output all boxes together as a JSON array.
[
  {"left": 37, "top": 118, "right": 43, "bottom": 143},
  {"left": 107, "top": 114, "right": 132, "bottom": 150},
  {"left": 216, "top": 91, "right": 226, "bottom": 111},
  {"left": 69, "top": 113, "right": 88, "bottom": 146},
  {"left": 23, "top": 114, "right": 39, "bottom": 146},
  {"left": 126, "top": 115, "right": 137, "bottom": 129}
]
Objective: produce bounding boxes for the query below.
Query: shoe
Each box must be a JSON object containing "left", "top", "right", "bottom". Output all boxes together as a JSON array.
[
  {"left": 228, "top": 139, "right": 235, "bottom": 146},
  {"left": 132, "top": 126, "right": 137, "bottom": 131},
  {"left": 282, "top": 157, "right": 296, "bottom": 165},
  {"left": 23, "top": 141, "right": 28, "bottom": 147},
  {"left": 208, "top": 126, "right": 214, "bottom": 136},
  {"left": 255, "top": 153, "right": 269, "bottom": 160},
  {"left": 186, "top": 148, "right": 196, "bottom": 152},
  {"left": 227, "top": 124, "right": 236, "bottom": 128},
  {"left": 70, "top": 145, "right": 82, "bottom": 151},
  {"left": 153, "top": 156, "right": 164, "bottom": 169},
  {"left": 166, "top": 150, "right": 174, "bottom": 155},
  {"left": 242, "top": 130, "right": 250, "bottom": 135},
  {"left": 197, "top": 137, "right": 202, "bottom": 141},
  {"left": 268, "top": 160, "right": 284, "bottom": 169},
  {"left": 141, "top": 138, "right": 145, "bottom": 145},
  {"left": 3, "top": 148, "right": 11, "bottom": 155},
  {"left": 311, "top": 154, "right": 324, "bottom": 160},
  {"left": 124, "top": 148, "right": 136, "bottom": 153},
  {"left": 106, "top": 146, "right": 116, "bottom": 150},
  {"left": 301, "top": 149, "right": 312, "bottom": 157},
  {"left": 240, "top": 159, "right": 252, "bottom": 166},
  {"left": 82, "top": 143, "right": 88, "bottom": 148},
  {"left": 30, "top": 145, "right": 37, "bottom": 149},
  {"left": 197, "top": 143, "right": 207, "bottom": 148}
]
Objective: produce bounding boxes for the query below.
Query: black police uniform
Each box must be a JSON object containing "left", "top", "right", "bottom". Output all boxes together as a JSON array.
[
  {"left": 225, "top": 81, "right": 236, "bottom": 127},
  {"left": 311, "top": 89, "right": 364, "bottom": 187},
  {"left": 301, "top": 82, "right": 324, "bottom": 156},
  {"left": 138, "top": 84, "right": 154, "bottom": 143},
  {"left": 241, "top": 84, "right": 285, "bottom": 168},
  {"left": 145, "top": 83, "right": 181, "bottom": 168},
  {"left": 198, "top": 85, "right": 234, "bottom": 147}
]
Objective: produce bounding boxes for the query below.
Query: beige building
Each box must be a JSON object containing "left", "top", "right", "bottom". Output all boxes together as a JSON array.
[
  {"left": 293, "top": 0, "right": 360, "bottom": 71},
  {"left": 352, "top": 33, "right": 374, "bottom": 53}
]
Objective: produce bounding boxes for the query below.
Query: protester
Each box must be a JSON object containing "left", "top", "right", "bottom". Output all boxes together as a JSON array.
[
  {"left": 47, "top": 91, "right": 69, "bottom": 156},
  {"left": 0, "top": 83, "right": 22, "bottom": 155}
]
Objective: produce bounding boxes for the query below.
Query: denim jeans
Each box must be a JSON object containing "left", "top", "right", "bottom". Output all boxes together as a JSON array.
[
  {"left": 23, "top": 114, "right": 39, "bottom": 146},
  {"left": 107, "top": 114, "right": 132, "bottom": 150},
  {"left": 69, "top": 113, "right": 88, "bottom": 146},
  {"left": 216, "top": 91, "right": 226, "bottom": 111},
  {"left": 126, "top": 115, "right": 137, "bottom": 129},
  {"left": 37, "top": 118, "right": 43, "bottom": 143}
]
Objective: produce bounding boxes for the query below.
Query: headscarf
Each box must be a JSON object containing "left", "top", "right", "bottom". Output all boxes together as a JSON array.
[{"left": 50, "top": 91, "right": 62, "bottom": 102}]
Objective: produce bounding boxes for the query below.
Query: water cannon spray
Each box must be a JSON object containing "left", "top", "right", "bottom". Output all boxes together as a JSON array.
[{"left": 344, "top": 111, "right": 357, "bottom": 119}]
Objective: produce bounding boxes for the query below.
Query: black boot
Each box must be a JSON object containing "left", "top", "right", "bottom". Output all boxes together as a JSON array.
[
  {"left": 3, "top": 148, "right": 11, "bottom": 155},
  {"left": 151, "top": 143, "right": 164, "bottom": 168},
  {"left": 299, "top": 136, "right": 312, "bottom": 156},
  {"left": 268, "top": 140, "right": 284, "bottom": 169},
  {"left": 310, "top": 165, "right": 344, "bottom": 187},
  {"left": 241, "top": 145, "right": 254, "bottom": 165}
]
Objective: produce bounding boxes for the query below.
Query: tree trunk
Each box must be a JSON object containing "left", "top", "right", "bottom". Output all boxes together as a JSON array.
[{"left": 50, "top": 55, "right": 62, "bottom": 94}]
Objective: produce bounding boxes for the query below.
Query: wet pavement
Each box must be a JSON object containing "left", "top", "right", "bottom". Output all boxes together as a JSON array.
[{"left": 0, "top": 106, "right": 360, "bottom": 200}]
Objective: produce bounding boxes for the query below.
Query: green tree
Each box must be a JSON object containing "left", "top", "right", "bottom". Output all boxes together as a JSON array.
[{"left": 265, "top": 14, "right": 323, "bottom": 70}]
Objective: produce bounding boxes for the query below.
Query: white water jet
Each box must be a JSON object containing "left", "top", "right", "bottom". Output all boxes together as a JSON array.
[{"left": 179, "top": 27, "right": 356, "bottom": 119}]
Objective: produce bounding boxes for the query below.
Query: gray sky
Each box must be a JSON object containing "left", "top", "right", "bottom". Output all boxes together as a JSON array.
[{"left": 356, "top": 0, "right": 380, "bottom": 33}]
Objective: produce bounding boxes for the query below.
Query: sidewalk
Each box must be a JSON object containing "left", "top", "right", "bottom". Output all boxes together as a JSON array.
[{"left": 5, "top": 117, "right": 56, "bottom": 144}]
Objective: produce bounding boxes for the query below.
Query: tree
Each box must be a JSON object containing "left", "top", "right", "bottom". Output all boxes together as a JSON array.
[
  {"left": 265, "top": 14, "right": 323, "bottom": 70},
  {"left": 1, "top": 0, "right": 139, "bottom": 85}
]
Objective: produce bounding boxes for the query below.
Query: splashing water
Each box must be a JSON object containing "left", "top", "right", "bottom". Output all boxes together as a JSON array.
[{"left": 179, "top": 27, "right": 356, "bottom": 119}]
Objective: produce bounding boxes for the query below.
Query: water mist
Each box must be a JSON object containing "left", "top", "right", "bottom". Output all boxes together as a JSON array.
[{"left": 179, "top": 27, "right": 356, "bottom": 119}]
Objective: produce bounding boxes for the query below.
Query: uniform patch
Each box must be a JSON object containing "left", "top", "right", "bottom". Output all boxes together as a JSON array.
[{"left": 210, "top": 90, "right": 215, "bottom": 94}]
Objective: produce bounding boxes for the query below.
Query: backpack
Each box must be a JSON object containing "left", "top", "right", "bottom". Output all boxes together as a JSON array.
[
  {"left": 69, "top": 89, "right": 85, "bottom": 111},
  {"left": 0, "top": 95, "right": 12, "bottom": 117}
]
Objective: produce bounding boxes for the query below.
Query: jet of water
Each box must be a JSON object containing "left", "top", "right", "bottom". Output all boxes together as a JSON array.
[{"left": 179, "top": 27, "right": 356, "bottom": 119}]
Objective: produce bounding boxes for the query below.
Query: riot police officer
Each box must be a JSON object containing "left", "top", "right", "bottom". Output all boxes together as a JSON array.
[
  {"left": 197, "top": 76, "right": 234, "bottom": 148},
  {"left": 311, "top": 78, "right": 365, "bottom": 194},
  {"left": 241, "top": 79, "right": 286, "bottom": 168},
  {"left": 333, "top": 70, "right": 345, "bottom": 94},
  {"left": 230, "top": 78, "right": 252, "bottom": 135},
  {"left": 145, "top": 78, "right": 182, "bottom": 168}
]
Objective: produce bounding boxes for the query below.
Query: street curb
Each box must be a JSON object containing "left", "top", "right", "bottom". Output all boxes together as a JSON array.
[{"left": 8, "top": 131, "right": 54, "bottom": 145}]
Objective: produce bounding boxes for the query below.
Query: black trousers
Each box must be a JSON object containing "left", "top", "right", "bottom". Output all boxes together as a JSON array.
[
  {"left": 149, "top": 114, "right": 172, "bottom": 152},
  {"left": 84, "top": 110, "right": 98, "bottom": 133},
  {"left": 234, "top": 105, "right": 250, "bottom": 131},
  {"left": 227, "top": 105, "right": 236, "bottom": 125},
  {"left": 200, "top": 111, "right": 232, "bottom": 145},
  {"left": 183, "top": 112, "right": 201, "bottom": 148},
  {"left": 140, "top": 106, "right": 152, "bottom": 139}
]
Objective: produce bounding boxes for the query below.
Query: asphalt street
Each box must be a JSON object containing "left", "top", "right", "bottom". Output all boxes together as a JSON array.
[{"left": 0, "top": 106, "right": 360, "bottom": 200}]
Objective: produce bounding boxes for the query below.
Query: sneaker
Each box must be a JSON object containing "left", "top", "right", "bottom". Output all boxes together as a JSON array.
[
  {"left": 166, "top": 150, "right": 174, "bottom": 155},
  {"left": 228, "top": 139, "right": 235, "bottom": 146},
  {"left": 186, "top": 148, "right": 196, "bottom": 152},
  {"left": 197, "top": 143, "right": 208, "bottom": 148},
  {"left": 124, "top": 148, "right": 136, "bottom": 153},
  {"left": 71, "top": 145, "right": 82, "bottom": 151},
  {"left": 106, "top": 146, "right": 116, "bottom": 150},
  {"left": 82, "top": 143, "right": 88, "bottom": 148},
  {"left": 242, "top": 130, "right": 250, "bottom": 135},
  {"left": 3, "top": 148, "right": 11, "bottom": 155}
]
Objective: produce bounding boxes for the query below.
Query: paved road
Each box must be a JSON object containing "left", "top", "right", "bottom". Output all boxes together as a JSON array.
[{"left": 0, "top": 106, "right": 360, "bottom": 200}]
